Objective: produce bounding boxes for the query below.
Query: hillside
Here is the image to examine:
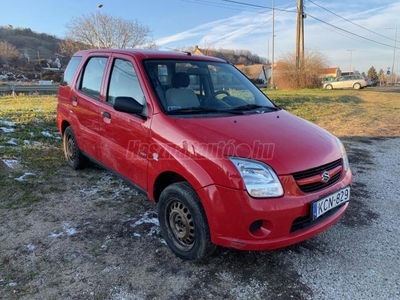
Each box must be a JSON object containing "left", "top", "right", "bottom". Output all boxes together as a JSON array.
[{"left": 0, "top": 26, "right": 62, "bottom": 63}]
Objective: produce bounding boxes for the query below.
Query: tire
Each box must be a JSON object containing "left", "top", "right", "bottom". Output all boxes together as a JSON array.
[
  {"left": 325, "top": 84, "right": 333, "bottom": 89},
  {"left": 63, "top": 126, "right": 87, "bottom": 170},
  {"left": 353, "top": 83, "right": 361, "bottom": 90},
  {"left": 158, "top": 182, "right": 216, "bottom": 260}
]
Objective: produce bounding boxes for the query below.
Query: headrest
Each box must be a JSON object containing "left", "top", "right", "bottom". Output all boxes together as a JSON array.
[{"left": 171, "top": 72, "right": 190, "bottom": 88}]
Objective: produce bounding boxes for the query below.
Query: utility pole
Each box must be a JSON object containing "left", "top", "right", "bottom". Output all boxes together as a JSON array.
[
  {"left": 295, "top": 0, "right": 305, "bottom": 70},
  {"left": 386, "top": 27, "right": 397, "bottom": 85},
  {"left": 347, "top": 49, "right": 355, "bottom": 73},
  {"left": 271, "top": 0, "right": 275, "bottom": 88}
]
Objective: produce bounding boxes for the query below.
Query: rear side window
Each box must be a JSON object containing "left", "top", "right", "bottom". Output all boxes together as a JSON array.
[
  {"left": 79, "top": 57, "right": 108, "bottom": 99},
  {"left": 61, "top": 56, "right": 82, "bottom": 86}
]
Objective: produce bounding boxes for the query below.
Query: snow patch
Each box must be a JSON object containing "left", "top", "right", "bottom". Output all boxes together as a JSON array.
[
  {"left": 3, "top": 159, "right": 20, "bottom": 169},
  {"left": 132, "top": 211, "right": 159, "bottom": 228},
  {"left": 41, "top": 131, "right": 53, "bottom": 137},
  {"left": 49, "top": 222, "right": 79, "bottom": 238},
  {"left": 0, "top": 120, "right": 16, "bottom": 127},
  {"left": 7, "top": 138, "right": 18, "bottom": 146},
  {"left": 0, "top": 127, "right": 15, "bottom": 133},
  {"left": 14, "top": 172, "right": 35, "bottom": 182},
  {"left": 26, "top": 243, "right": 36, "bottom": 251},
  {"left": 131, "top": 211, "right": 165, "bottom": 244},
  {"left": 64, "top": 223, "right": 79, "bottom": 236}
]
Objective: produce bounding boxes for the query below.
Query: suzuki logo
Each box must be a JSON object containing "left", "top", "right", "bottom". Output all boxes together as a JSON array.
[{"left": 321, "top": 171, "right": 330, "bottom": 183}]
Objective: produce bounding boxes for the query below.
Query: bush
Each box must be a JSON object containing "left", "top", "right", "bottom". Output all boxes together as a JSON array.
[{"left": 274, "top": 51, "right": 327, "bottom": 89}]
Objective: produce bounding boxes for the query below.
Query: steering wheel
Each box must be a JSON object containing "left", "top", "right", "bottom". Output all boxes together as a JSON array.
[
  {"left": 203, "top": 90, "right": 231, "bottom": 106},
  {"left": 210, "top": 90, "right": 230, "bottom": 99}
]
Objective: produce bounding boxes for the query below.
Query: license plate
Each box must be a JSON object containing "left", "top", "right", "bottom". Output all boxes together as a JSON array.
[{"left": 312, "top": 187, "right": 350, "bottom": 219}]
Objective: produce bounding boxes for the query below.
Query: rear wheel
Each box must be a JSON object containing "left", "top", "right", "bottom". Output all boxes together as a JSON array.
[
  {"left": 158, "top": 182, "right": 216, "bottom": 260},
  {"left": 353, "top": 83, "right": 361, "bottom": 89},
  {"left": 63, "top": 126, "right": 87, "bottom": 170},
  {"left": 325, "top": 84, "right": 333, "bottom": 89}
]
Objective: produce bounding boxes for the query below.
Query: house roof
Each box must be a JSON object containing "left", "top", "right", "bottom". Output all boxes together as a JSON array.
[
  {"left": 320, "top": 67, "right": 340, "bottom": 75},
  {"left": 235, "top": 64, "right": 267, "bottom": 79}
]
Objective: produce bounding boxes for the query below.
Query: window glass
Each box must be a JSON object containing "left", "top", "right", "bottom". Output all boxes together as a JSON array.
[
  {"left": 61, "top": 56, "right": 82, "bottom": 86},
  {"left": 107, "top": 59, "right": 145, "bottom": 105},
  {"left": 144, "top": 60, "right": 273, "bottom": 114},
  {"left": 79, "top": 57, "right": 107, "bottom": 99}
]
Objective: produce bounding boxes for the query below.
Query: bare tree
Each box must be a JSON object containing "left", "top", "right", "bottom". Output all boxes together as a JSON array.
[
  {"left": 0, "top": 41, "right": 21, "bottom": 67},
  {"left": 59, "top": 38, "right": 91, "bottom": 57},
  {"left": 274, "top": 50, "right": 327, "bottom": 89},
  {"left": 64, "top": 12, "right": 155, "bottom": 49}
]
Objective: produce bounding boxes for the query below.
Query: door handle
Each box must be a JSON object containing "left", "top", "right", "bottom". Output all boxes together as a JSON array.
[
  {"left": 72, "top": 97, "right": 78, "bottom": 106},
  {"left": 101, "top": 112, "right": 111, "bottom": 119}
]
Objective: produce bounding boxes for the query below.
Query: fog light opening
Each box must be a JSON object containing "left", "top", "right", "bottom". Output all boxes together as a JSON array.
[{"left": 249, "top": 220, "right": 263, "bottom": 233}]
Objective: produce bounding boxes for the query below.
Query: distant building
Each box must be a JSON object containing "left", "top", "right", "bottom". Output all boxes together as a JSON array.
[
  {"left": 235, "top": 64, "right": 269, "bottom": 84},
  {"left": 193, "top": 45, "right": 269, "bottom": 84},
  {"left": 320, "top": 67, "right": 341, "bottom": 81}
]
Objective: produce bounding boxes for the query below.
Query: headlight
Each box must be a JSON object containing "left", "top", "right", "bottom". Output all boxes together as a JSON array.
[
  {"left": 228, "top": 157, "right": 283, "bottom": 198},
  {"left": 335, "top": 137, "right": 349, "bottom": 172}
]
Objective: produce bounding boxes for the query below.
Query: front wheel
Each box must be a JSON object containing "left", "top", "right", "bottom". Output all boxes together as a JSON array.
[
  {"left": 158, "top": 182, "right": 216, "bottom": 260},
  {"left": 325, "top": 84, "right": 333, "bottom": 89}
]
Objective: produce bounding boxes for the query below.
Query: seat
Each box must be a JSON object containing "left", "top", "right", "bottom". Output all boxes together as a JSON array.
[{"left": 165, "top": 72, "right": 200, "bottom": 110}]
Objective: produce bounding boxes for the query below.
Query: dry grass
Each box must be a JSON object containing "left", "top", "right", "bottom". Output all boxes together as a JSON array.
[{"left": 262, "top": 88, "right": 400, "bottom": 138}]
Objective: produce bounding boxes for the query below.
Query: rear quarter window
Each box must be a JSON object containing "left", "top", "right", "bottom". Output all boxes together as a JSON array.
[{"left": 61, "top": 56, "right": 82, "bottom": 86}]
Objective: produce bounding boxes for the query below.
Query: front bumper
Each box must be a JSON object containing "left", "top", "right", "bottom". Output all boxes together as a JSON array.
[{"left": 197, "top": 168, "right": 353, "bottom": 251}]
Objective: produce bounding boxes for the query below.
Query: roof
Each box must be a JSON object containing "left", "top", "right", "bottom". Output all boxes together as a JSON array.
[
  {"left": 73, "top": 49, "right": 226, "bottom": 62},
  {"left": 320, "top": 67, "right": 340, "bottom": 75},
  {"left": 235, "top": 64, "right": 267, "bottom": 79}
]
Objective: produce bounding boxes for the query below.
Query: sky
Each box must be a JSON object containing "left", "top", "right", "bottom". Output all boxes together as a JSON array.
[{"left": 1, "top": 0, "right": 399, "bottom": 74}]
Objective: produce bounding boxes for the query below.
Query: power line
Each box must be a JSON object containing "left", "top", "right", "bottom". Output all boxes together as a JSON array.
[
  {"left": 182, "top": 0, "right": 258, "bottom": 12},
  {"left": 222, "top": 0, "right": 297, "bottom": 13},
  {"left": 183, "top": 0, "right": 400, "bottom": 51},
  {"left": 307, "top": 14, "right": 400, "bottom": 50},
  {"left": 308, "top": 0, "right": 395, "bottom": 42}
]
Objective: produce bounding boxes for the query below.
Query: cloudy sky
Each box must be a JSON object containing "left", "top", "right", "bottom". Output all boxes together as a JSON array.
[{"left": 2, "top": 0, "right": 399, "bottom": 73}]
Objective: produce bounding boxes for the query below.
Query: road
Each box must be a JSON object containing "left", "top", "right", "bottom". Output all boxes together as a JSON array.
[{"left": 0, "top": 84, "right": 58, "bottom": 93}]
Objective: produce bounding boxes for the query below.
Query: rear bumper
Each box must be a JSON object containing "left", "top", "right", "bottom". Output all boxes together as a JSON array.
[{"left": 197, "top": 168, "right": 353, "bottom": 251}]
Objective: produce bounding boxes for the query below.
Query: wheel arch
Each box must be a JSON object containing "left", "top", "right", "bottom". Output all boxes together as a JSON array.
[
  {"left": 60, "top": 120, "right": 71, "bottom": 136},
  {"left": 152, "top": 171, "right": 189, "bottom": 203}
]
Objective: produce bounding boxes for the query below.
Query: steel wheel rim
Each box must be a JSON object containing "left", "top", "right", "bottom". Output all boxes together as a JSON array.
[
  {"left": 167, "top": 199, "right": 195, "bottom": 251},
  {"left": 66, "top": 135, "right": 76, "bottom": 163}
]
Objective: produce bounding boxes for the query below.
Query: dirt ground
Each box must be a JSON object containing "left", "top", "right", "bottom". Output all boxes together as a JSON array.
[{"left": 1, "top": 136, "right": 399, "bottom": 299}]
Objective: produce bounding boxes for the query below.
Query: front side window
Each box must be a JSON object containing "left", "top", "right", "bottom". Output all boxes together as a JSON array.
[
  {"left": 107, "top": 59, "right": 145, "bottom": 105},
  {"left": 79, "top": 57, "right": 108, "bottom": 99},
  {"left": 144, "top": 59, "right": 275, "bottom": 116}
]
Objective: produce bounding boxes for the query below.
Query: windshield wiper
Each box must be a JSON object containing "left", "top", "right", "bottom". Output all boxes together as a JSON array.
[
  {"left": 168, "top": 106, "right": 226, "bottom": 114},
  {"left": 225, "top": 104, "right": 279, "bottom": 112}
]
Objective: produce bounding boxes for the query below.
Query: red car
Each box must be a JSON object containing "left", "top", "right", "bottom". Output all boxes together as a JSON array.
[{"left": 57, "top": 49, "right": 352, "bottom": 260}]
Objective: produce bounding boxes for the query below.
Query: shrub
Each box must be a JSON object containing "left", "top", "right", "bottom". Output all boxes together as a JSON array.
[{"left": 274, "top": 51, "right": 327, "bottom": 89}]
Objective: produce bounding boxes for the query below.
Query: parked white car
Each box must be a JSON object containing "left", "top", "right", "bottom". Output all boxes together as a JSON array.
[{"left": 323, "top": 75, "right": 368, "bottom": 90}]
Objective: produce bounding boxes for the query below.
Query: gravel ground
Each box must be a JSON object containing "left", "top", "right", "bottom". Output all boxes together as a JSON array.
[
  {"left": 1, "top": 137, "right": 399, "bottom": 300},
  {"left": 286, "top": 137, "right": 400, "bottom": 300}
]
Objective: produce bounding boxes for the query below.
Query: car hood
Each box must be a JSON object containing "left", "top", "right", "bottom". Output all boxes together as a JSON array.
[{"left": 174, "top": 110, "right": 341, "bottom": 175}]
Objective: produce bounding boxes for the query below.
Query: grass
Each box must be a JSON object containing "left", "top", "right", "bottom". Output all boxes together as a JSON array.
[
  {"left": 0, "top": 95, "right": 64, "bottom": 209},
  {"left": 261, "top": 88, "right": 400, "bottom": 137}
]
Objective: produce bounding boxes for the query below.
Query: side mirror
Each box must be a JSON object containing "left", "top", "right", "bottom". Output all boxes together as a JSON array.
[{"left": 114, "top": 96, "right": 144, "bottom": 114}]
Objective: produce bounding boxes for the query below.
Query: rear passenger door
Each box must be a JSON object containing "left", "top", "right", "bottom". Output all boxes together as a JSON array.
[
  {"left": 97, "top": 55, "right": 151, "bottom": 191},
  {"left": 73, "top": 55, "right": 108, "bottom": 161}
]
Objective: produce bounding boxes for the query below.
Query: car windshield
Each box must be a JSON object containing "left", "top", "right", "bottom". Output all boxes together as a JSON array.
[{"left": 143, "top": 59, "right": 276, "bottom": 116}]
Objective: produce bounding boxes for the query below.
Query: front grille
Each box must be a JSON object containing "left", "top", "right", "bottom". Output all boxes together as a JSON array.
[{"left": 292, "top": 159, "right": 343, "bottom": 193}]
